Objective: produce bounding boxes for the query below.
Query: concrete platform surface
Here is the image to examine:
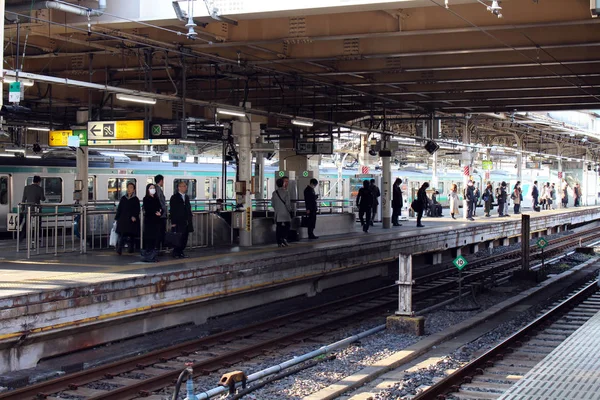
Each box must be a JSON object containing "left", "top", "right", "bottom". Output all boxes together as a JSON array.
[{"left": 0, "top": 206, "right": 597, "bottom": 373}]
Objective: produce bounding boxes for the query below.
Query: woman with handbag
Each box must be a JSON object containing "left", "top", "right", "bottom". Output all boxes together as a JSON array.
[
  {"left": 141, "top": 183, "right": 163, "bottom": 262},
  {"left": 272, "top": 176, "right": 292, "bottom": 247},
  {"left": 483, "top": 183, "right": 494, "bottom": 217},
  {"left": 114, "top": 182, "right": 140, "bottom": 255},
  {"left": 449, "top": 183, "right": 459, "bottom": 220}
]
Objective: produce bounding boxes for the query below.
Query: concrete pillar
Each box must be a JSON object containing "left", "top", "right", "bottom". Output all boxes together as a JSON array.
[
  {"left": 431, "top": 117, "right": 440, "bottom": 189},
  {"left": 516, "top": 136, "right": 523, "bottom": 183},
  {"left": 382, "top": 151, "right": 392, "bottom": 229},
  {"left": 76, "top": 148, "right": 89, "bottom": 205},
  {"left": 501, "top": 237, "right": 509, "bottom": 246},
  {"left": 488, "top": 241, "right": 494, "bottom": 250},
  {"left": 233, "top": 121, "right": 253, "bottom": 247},
  {"left": 521, "top": 214, "right": 530, "bottom": 270},
  {"left": 432, "top": 253, "right": 442, "bottom": 265},
  {"left": 462, "top": 117, "right": 471, "bottom": 218},
  {"left": 254, "top": 136, "right": 265, "bottom": 201},
  {"left": 0, "top": 0, "right": 3, "bottom": 109}
]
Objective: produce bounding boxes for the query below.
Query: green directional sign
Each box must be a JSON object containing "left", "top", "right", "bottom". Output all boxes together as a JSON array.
[
  {"left": 74, "top": 129, "right": 88, "bottom": 146},
  {"left": 278, "top": 171, "right": 285, "bottom": 177},
  {"left": 302, "top": 171, "right": 309, "bottom": 177},
  {"left": 537, "top": 237, "right": 549, "bottom": 249},
  {"left": 453, "top": 255, "right": 468, "bottom": 271}
]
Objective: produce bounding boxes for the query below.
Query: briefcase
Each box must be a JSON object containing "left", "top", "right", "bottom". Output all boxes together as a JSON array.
[
  {"left": 301, "top": 215, "right": 309, "bottom": 228},
  {"left": 165, "top": 231, "right": 183, "bottom": 248}
]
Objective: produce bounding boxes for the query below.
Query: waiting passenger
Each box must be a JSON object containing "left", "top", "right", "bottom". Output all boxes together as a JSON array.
[
  {"left": 574, "top": 183, "right": 581, "bottom": 207},
  {"left": 357, "top": 180, "right": 374, "bottom": 232},
  {"left": 497, "top": 182, "right": 508, "bottom": 217},
  {"left": 483, "top": 182, "right": 494, "bottom": 217},
  {"left": 473, "top": 185, "right": 481, "bottom": 217},
  {"left": 369, "top": 179, "right": 380, "bottom": 226},
  {"left": 169, "top": 181, "right": 194, "bottom": 258},
  {"left": 141, "top": 183, "right": 163, "bottom": 262},
  {"left": 512, "top": 182, "right": 522, "bottom": 214},
  {"left": 531, "top": 181, "right": 539, "bottom": 210},
  {"left": 22, "top": 175, "right": 45, "bottom": 205},
  {"left": 392, "top": 178, "right": 403, "bottom": 226},
  {"left": 465, "top": 180, "right": 475, "bottom": 221},
  {"left": 154, "top": 174, "right": 167, "bottom": 246},
  {"left": 540, "top": 183, "right": 548, "bottom": 210},
  {"left": 413, "top": 182, "right": 429, "bottom": 228},
  {"left": 430, "top": 190, "right": 442, "bottom": 217},
  {"left": 303, "top": 178, "right": 319, "bottom": 239},
  {"left": 561, "top": 180, "right": 569, "bottom": 208},
  {"left": 449, "top": 183, "right": 459, "bottom": 220},
  {"left": 272, "top": 176, "right": 292, "bottom": 246},
  {"left": 550, "top": 183, "right": 557, "bottom": 209},
  {"left": 115, "top": 182, "right": 140, "bottom": 255}
]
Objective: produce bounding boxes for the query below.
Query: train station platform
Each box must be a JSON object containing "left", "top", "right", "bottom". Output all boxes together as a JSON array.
[
  {"left": 498, "top": 306, "right": 600, "bottom": 400},
  {"left": 0, "top": 206, "right": 599, "bottom": 374}
]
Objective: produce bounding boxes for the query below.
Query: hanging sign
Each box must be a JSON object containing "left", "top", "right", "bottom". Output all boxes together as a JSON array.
[
  {"left": 8, "top": 82, "right": 22, "bottom": 103},
  {"left": 168, "top": 144, "right": 199, "bottom": 161},
  {"left": 87, "top": 120, "right": 144, "bottom": 140},
  {"left": 482, "top": 160, "right": 493, "bottom": 171},
  {"left": 49, "top": 129, "right": 88, "bottom": 147},
  {"left": 149, "top": 120, "right": 183, "bottom": 139}
]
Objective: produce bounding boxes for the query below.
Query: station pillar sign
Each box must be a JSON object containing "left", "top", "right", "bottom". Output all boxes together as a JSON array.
[{"left": 49, "top": 129, "right": 88, "bottom": 147}]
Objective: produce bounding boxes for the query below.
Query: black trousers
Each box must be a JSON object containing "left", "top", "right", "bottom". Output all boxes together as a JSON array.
[
  {"left": 307, "top": 211, "right": 317, "bottom": 237},
  {"left": 416, "top": 209, "right": 424, "bottom": 226},
  {"left": 498, "top": 201, "right": 505, "bottom": 215},
  {"left": 392, "top": 206, "right": 402, "bottom": 225},
  {"left": 158, "top": 218, "right": 167, "bottom": 247},
  {"left": 371, "top": 203, "right": 378, "bottom": 222},
  {"left": 173, "top": 224, "right": 189, "bottom": 255},
  {"left": 359, "top": 207, "right": 372, "bottom": 231},
  {"left": 276, "top": 221, "right": 291, "bottom": 244},
  {"left": 143, "top": 221, "right": 161, "bottom": 251},
  {"left": 533, "top": 197, "right": 539, "bottom": 209},
  {"left": 467, "top": 201, "right": 474, "bottom": 218},
  {"left": 514, "top": 204, "right": 521, "bottom": 214}
]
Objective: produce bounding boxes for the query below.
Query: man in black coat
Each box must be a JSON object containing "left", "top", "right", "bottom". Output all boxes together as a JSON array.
[
  {"left": 357, "top": 180, "right": 373, "bottom": 232},
  {"left": 303, "top": 178, "right": 319, "bottom": 239},
  {"left": 392, "top": 178, "right": 403, "bottom": 226},
  {"left": 169, "top": 181, "right": 194, "bottom": 258}
]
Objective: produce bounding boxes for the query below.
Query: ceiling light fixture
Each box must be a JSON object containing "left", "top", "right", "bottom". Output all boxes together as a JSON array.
[
  {"left": 3, "top": 76, "right": 34, "bottom": 87},
  {"left": 292, "top": 119, "right": 314, "bottom": 127},
  {"left": 27, "top": 127, "right": 50, "bottom": 132},
  {"left": 216, "top": 108, "right": 246, "bottom": 118},
  {"left": 5, "top": 148, "right": 25, "bottom": 153},
  {"left": 115, "top": 93, "right": 157, "bottom": 105}
]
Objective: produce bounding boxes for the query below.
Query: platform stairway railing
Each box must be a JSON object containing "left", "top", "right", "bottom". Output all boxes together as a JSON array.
[{"left": 17, "top": 203, "right": 86, "bottom": 259}]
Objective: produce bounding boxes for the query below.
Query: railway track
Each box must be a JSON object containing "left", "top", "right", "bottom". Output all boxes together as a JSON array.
[
  {"left": 2, "top": 226, "right": 598, "bottom": 400},
  {"left": 412, "top": 279, "right": 600, "bottom": 400}
]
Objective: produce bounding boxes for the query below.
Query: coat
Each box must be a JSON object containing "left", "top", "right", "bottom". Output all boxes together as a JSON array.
[
  {"left": 392, "top": 184, "right": 403, "bottom": 208},
  {"left": 512, "top": 188, "right": 521, "bottom": 205},
  {"left": 370, "top": 185, "right": 381, "bottom": 206},
  {"left": 155, "top": 184, "right": 167, "bottom": 219},
  {"left": 466, "top": 185, "right": 475, "bottom": 202},
  {"left": 449, "top": 191, "right": 459, "bottom": 214},
  {"left": 532, "top": 185, "right": 539, "bottom": 200},
  {"left": 414, "top": 187, "right": 429, "bottom": 212},
  {"left": 143, "top": 195, "right": 163, "bottom": 245},
  {"left": 498, "top": 187, "right": 508, "bottom": 203},
  {"left": 272, "top": 188, "right": 292, "bottom": 223},
  {"left": 483, "top": 187, "right": 494, "bottom": 204},
  {"left": 303, "top": 185, "right": 318, "bottom": 212},
  {"left": 115, "top": 195, "right": 140, "bottom": 236},
  {"left": 356, "top": 187, "right": 373, "bottom": 209},
  {"left": 22, "top": 183, "right": 45, "bottom": 204},
  {"left": 170, "top": 192, "right": 194, "bottom": 232}
]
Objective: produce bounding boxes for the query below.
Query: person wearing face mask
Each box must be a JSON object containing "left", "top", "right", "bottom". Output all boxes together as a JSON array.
[{"left": 141, "top": 183, "right": 163, "bottom": 262}]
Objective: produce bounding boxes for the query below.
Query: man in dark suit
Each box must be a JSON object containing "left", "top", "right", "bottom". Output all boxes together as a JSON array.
[
  {"left": 169, "top": 181, "right": 194, "bottom": 258},
  {"left": 303, "top": 178, "right": 319, "bottom": 239}
]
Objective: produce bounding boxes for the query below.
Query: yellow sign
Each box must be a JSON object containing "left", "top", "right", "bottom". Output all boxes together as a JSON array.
[
  {"left": 49, "top": 130, "right": 72, "bottom": 147},
  {"left": 87, "top": 120, "right": 144, "bottom": 140}
]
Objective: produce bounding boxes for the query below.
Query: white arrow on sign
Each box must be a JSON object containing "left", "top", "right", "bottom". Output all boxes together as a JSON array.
[{"left": 87, "top": 121, "right": 116, "bottom": 138}]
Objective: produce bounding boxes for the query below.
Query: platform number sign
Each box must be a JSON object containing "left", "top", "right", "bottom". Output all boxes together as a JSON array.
[
  {"left": 453, "top": 255, "right": 468, "bottom": 271},
  {"left": 302, "top": 171, "right": 309, "bottom": 177},
  {"left": 7, "top": 213, "right": 19, "bottom": 232},
  {"left": 537, "top": 237, "right": 548, "bottom": 249}
]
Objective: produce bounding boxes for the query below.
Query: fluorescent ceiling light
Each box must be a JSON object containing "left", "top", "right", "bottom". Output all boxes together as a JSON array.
[
  {"left": 116, "top": 93, "right": 157, "bottom": 105},
  {"left": 217, "top": 108, "right": 246, "bottom": 118},
  {"left": 179, "top": 140, "right": 196, "bottom": 144},
  {"left": 0, "top": 154, "right": 15, "bottom": 157},
  {"left": 26, "top": 155, "right": 41, "bottom": 159},
  {"left": 351, "top": 129, "right": 368, "bottom": 135},
  {"left": 5, "top": 148, "right": 25, "bottom": 153},
  {"left": 27, "top": 127, "right": 50, "bottom": 132},
  {"left": 292, "top": 119, "right": 314, "bottom": 127},
  {"left": 3, "top": 76, "right": 34, "bottom": 87}
]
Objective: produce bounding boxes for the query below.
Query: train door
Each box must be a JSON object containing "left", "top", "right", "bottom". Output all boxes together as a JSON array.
[
  {"left": 0, "top": 175, "right": 9, "bottom": 231},
  {"left": 203, "top": 177, "right": 220, "bottom": 200}
]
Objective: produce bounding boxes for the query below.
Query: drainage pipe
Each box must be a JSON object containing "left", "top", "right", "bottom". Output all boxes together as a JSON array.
[
  {"left": 6, "top": 0, "right": 106, "bottom": 17},
  {"left": 189, "top": 324, "right": 386, "bottom": 400}
]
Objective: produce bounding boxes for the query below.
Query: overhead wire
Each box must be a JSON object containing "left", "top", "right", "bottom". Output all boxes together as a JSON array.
[{"left": 428, "top": 0, "right": 600, "bottom": 105}]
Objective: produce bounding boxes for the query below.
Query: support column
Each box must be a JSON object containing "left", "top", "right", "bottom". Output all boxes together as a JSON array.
[
  {"left": 254, "top": 136, "right": 265, "bottom": 201},
  {"left": 431, "top": 116, "right": 440, "bottom": 189},
  {"left": 516, "top": 135, "right": 523, "bottom": 182},
  {"left": 522, "top": 214, "right": 530, "bottom": 271},
  {"left": 0, "top": 0, "right": 4, "bottom": 109},
  {"left": 76, "top": 149, "right": 89, "bottom": 205},
  {"left": 462, "top": 117, "right": 471, "bottom": 218},
  {"left": 233, "top": 121, "right": 253, "bottom": 247},
  {"left": 382, "top": 151, "right": 392, "bottom": 229}
]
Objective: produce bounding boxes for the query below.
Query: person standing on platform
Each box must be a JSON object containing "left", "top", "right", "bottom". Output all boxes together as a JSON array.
[
  {"left": 141, "top": 183, "right": 163, "bottom": 262},
  {"left": 512, "top": 182, "right": 522, "bottom": 214},
  {"left": 357, "top": 180, "right": 374, "bottom": 232},
  {"left": 465, "top": 180, "right": 475, "bottom": 221},
  {"left": 369, "top": 179, "right": 380, "bottom": 226},
  {"left": 449, "top": 183, "right": 459, "bottom": 220},
  {"left": 170, "top": 181, "right": 194, "bottom": 258},
  {"left": 550, "top": 183, "right": 557, "bottom": 209},
  {"left": 531, "top": 181, "right": 539, "bottom": 211},
  {"left": 154, "top": 174, "right": 167, "bottom": 247},
  {"left": 303, "top": 178, "right": 319, "bottom": 239},
  {"left": 21, "top": 175, "right": 46, "bottom": 239},
  {"left": 115, "top": 182, "right": 140, "bottom": 255},
  {"left": 392, "top": 178, "right": 403, "bottom": 226},
  {"left": 473, "top": 184, "right": 481, "bottom": 217},
  {"left": 561, "top": 180, "right": 569, "bottom": 208},
  {"left": 272, "top": 177, "right": 292, "bottom": 247},
  {"left": 574, "top": 183, "right": 581, "bottom": 207},
  {"left": 414, "top": 182, "right": 429, "bottom": 227},
  {"left": 540, "top": 183, "right": 548, "bottom": 210},
  {"left": 483, "top": 182, "right": 494, "bottom": 217},
  {"left": 497, "top": 181, "right": 508, "bottom": 217}
]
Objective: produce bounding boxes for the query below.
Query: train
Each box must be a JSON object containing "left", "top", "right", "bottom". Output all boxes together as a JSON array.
[{"left": 0, "top": 153, "right": 588, "bottom": 232}]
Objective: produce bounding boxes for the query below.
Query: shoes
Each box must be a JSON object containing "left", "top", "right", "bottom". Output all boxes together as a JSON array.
[
  {"left": 451, "top": 214, "right": 456, "bottom": 219},
  {"left": 393, "top": 223, "right": 402, "bottom": 226},
  {"left": 308, "top": 235, "right": 319, "bottom": 240},
  {"left": 116, "top": 247, "right": 122, "bottom": 255},
  {"left": 370, "top": 222, "right": 374, "bottom": 227},
  {"left": 468, "top": 217, "right": 475, "bottom": 221},
  {"left": 363, "top": 226, "right": 369, "bottom": 232},
  {"left": 417, "top": 224, "right": 425, "bottom": 227},
  {"left": 283, "top": 239, "right": 290, "bottom": 246}
]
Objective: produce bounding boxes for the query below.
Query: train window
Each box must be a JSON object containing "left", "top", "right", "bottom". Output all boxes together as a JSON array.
[
  {"left": 226, "top": 180, "right": 234, "bottom": 199},
  {"left": 26, "top": 177, "right": 63, "bottom": 203},
  {"left": 0, "top": 177, "right": 7, "bottom": 205},
  {"left": 88, "top": 177, "right": 95, "bottom": 201},
  {"left": 320, "top": 180, "right": 331, "bottom": 198},
  {"left": 438, "top": 182, "right": 445, "bottom": 194},
  {"left": 174, "top": 179, "right": 197, "bottom": 199},
  {"left": 107, "top": 178, "right": 137, "bottom": 200},
  {"left": 146, "top": 177, "right": 154, "bottom": 185}
]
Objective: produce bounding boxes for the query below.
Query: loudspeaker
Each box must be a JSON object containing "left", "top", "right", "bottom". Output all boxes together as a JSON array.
[{"left": 424, "top": 140, "right": 440, "bottom": 155}]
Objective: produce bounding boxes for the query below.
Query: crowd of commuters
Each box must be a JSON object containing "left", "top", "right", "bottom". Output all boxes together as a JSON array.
[{"left": 112, "top": 174, "right": 194, "bottom": 262}]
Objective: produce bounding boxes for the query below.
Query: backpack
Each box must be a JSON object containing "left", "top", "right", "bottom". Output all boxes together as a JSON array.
[{"left": 141, "top": 249, "right": 158, "bottom": 262}]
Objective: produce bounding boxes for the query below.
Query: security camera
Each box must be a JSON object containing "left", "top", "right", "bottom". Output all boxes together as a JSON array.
[{"left": 487, "top": 1, "right": 503, "bottom": 18}]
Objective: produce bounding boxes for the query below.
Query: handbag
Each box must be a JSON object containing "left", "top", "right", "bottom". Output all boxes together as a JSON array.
[
  {"left": 301, "top": 215, "right": 309, "bottom": 227},
  {"left": 165, "top": 230, "right": 183, "bottom": 248},
  {"left": 275, "top": 190, "right": 293, "bottom": 218},
  {"left": 109, "top": 221, "right": 119, "bottom": 247}
]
